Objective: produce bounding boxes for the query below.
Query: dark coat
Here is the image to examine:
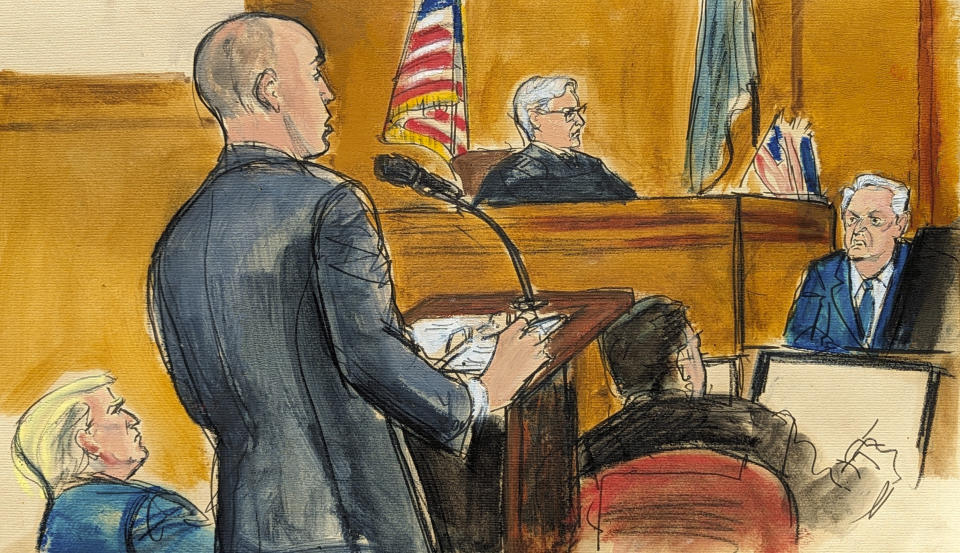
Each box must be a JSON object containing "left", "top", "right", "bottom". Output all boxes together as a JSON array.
[
  {"left": 784, "top": 243, "right": 911, "bottom": 352},
  {"left": 886, "top": 225, "right": 960, "bottom": 350},
  {"left": 149, "top": 144, "right": 475, "bottom": 553},
  {"left": 472, "top": 143, "right": 637, "bottom": 206}
]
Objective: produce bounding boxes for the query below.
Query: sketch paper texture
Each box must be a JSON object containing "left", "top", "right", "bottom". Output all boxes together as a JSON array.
[
  {"left": 2, "top": 1, "right": 960, "bottom": 552},
  {"left": 702, "top": 357, "right": 737, "bottom": 396},
  {"left": 754, "top": 356, "right": 938, "bottom": 487}
]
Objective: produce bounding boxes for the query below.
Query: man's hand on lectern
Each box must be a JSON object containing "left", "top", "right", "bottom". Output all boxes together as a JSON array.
[{"left": 481, "top": 317, "right": 552, "bottom": 411}]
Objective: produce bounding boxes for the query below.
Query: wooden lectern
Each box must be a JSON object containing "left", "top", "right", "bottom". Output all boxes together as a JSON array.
[{"left": 404, "top": 289, "right": 634, "bottom": 553}]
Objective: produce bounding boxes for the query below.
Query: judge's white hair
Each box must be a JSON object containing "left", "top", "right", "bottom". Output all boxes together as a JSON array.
[
  {"left": 841, "top": 174, "right": 911, "bottom": 216},
  {"left": 512, "top": 76, "right": 578, "bottom": 142}
]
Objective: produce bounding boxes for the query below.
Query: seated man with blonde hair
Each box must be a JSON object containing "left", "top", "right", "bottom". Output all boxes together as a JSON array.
[{"left": 13, "top": 373, "right": 213, "bottom": 552}]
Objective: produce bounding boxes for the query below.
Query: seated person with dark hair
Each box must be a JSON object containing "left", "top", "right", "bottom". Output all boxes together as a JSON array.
[
  {"left": 599, "top": 295, "right": 707, "bottom": 401},
  {"left": 578, "top": 297, "right": 902, "bottom": 549},
  {"left": 472, "top": 75, "right": 637, "bottom": 206}
]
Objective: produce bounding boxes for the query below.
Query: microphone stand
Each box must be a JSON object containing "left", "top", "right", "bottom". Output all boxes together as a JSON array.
[{"left": 427, "top": 189, "right": 548, "bottom": 314}]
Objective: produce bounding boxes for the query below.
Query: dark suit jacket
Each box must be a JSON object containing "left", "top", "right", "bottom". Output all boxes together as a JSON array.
[
  {"left": 784, "top": 242, "right": 911, "bottom": 352},
  {"left": 149, "top": 144, "right": 475, "bottom": 553},
  {"left": 578, "top": 395, "right": 796, "bottom": 478},
  {"left": 887, "top": 225, "right": 960, "bottom": 350},
  {"left": 472, "top": 143, "right": 637, "bottom": 206}
]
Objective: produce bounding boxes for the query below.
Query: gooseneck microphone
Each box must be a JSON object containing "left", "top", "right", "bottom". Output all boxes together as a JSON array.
[
  {"left": 374, "top": 153, "right": 465, "bottom": 199},
  {"left": 373, "top": 154, "right": 547, "bottom": 312}
]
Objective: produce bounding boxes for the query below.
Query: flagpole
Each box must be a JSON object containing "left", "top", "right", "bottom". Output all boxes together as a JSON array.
[
  {"left": 382, "top": 1, "right": 422, "bottom": 138},
  {"left": 456, "top": 0, "right": 469, "bottom": 154}
]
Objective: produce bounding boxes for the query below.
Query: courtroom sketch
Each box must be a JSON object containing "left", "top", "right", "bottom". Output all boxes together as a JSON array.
[
  {"left": 1, "top": 1, "right": 958, "bottom": 553},
  {"left": 12, "top": 374, "right": 214, "bottom": 551}
]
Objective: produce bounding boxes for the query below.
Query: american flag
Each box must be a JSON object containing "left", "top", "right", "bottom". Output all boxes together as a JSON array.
[{"left": 383, "top": 0, "right": 468, "bottom": 160}]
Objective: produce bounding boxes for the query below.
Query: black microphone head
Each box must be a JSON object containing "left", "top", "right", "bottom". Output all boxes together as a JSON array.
[{"left": 373, "top": 154, "right": 419, "bottom": 187}]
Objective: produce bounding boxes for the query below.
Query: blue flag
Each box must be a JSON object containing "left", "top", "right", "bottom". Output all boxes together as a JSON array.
[{"left": 684, "top": 0, "right": 759, "bottom": 193}]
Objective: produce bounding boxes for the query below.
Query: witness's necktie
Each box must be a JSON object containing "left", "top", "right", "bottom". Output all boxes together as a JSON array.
[{"left": 858, "top": 278, "right": 876, "bottom": 343}]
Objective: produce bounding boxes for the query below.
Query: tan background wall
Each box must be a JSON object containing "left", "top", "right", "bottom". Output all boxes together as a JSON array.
[
  {"left": 0, "top": 0, "right": 242, "bottom": 74},
  {"left": 932, "top": 0, "right": 960, "bottom": 224},
  {"left": 1, "top": 1, "right": 959, "bottom": 550},
  {"left": 246, "top": 0, "right": 706, "bottom": 205},
  {"left": 250, "top": 0, "right": 958, "bottom": 222},
  {"left": 0, "top": 73, "right": 222, "bottom": 551},
  {"left": 798, "top": 0, "right": 926, "bottom": 227}
]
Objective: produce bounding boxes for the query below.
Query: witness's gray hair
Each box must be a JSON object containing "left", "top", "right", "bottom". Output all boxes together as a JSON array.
[
  {"left": 841, "top": 174, "right": 911, "bottom": 216},
  {"left": 512, "top": 76, "right": 578, "bottom": 142}
]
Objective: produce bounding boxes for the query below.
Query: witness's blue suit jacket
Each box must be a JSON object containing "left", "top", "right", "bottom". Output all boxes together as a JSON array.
[{"left": 784, "top": 243, "right": 910, "bottom": 352}]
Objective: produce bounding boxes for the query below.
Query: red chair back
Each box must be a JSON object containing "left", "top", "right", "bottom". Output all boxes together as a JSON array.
[{"left": 575, "top": 449, "right": 798, "bottom": 553}]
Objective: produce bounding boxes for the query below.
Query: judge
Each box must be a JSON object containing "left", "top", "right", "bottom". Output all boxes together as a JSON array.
[{"left": 472, "top": 75, "right": 637, "bottom": 206}]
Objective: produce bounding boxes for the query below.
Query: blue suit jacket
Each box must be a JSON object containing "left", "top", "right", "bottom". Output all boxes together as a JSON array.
[
  {"left": 41, "top": 480, "right": 213, "bottom": 553},
  {"left": 784, "top": 242, "right": 911, "bottom": 352}
]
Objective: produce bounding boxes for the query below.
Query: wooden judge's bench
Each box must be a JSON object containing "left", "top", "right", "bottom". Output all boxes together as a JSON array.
[
  {"left": 384, "top": 195, "right": 835, "bottom": 414},
  {"left": 390, "top": 196, "right": 835, "bottom": 552},
  {"left": 384, "top": 195, "right": 834, "bottom": 355}
]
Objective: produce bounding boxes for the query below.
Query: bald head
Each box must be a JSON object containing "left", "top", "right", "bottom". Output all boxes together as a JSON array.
[
  {"left": 194, "top": 13, "right": 335, "bottom": 159},
  {"left": 194, "top": 14, "right": 322, "bottom": 120}
]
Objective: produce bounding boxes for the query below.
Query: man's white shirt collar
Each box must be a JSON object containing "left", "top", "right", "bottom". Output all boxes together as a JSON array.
[{"left": 849, "top": 258, "right": 895, "bottom": 297}]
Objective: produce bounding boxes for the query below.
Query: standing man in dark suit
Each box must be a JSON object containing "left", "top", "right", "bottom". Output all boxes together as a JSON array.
[
  {"left": 149, "top": 13, "right": 548, "bottom": 553},
  {"left": 472, "top": 76, "right": 637, "bottom": 206},
  {"left": 784, "top": 174, "right": 912, "bottom": 352}
]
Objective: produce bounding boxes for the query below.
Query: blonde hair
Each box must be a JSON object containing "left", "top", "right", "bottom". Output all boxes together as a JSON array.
[{"left": 11, "top": 373, "right": 114, "bottom": 500}]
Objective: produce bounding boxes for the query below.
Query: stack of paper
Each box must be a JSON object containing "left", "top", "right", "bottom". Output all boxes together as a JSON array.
[{"left": 408, "top": 313, "right": 565, "bottom": 374}]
